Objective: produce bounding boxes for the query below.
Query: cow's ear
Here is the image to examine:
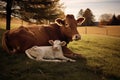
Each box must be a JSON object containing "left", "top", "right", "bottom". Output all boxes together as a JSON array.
[
  {"left": 55, "top": 18, "right": 65, "bottom": 26},
  {"left": 77, "top": 17, "right": 85, "bottom": 25},
  {"left": 48, "top": 40, "right": 54, "bottom": 45},
  {"left": 60, "top": 41, "right": 66, "bottom": 46}
]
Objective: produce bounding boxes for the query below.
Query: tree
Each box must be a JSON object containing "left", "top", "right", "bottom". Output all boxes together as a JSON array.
[
  {"left": 6, "top": 0, "right": 13, "bottom": 30},
  {"left": 79, "top": 8, "right": 95, "bottom": 26},
  {"left": 117, "top": 15, "right": 120, "bottom": 25},
  {"left": 99, "top": 13, "right": 112, "bottom": 25},
  {"left": 12, "top": 0, "right": 65, "bottom": 24},
  {"left": 0, "top": 0, "right": 13, "bottom": 30},
  {"left": 77, "top": 9, "right": 84, "bottom": 19},
  {"left": 109, "top": 14, "right": 120, "bottom": 25},
  {"left": 117, "top": 15, "right": 120, "bottom": 20}
]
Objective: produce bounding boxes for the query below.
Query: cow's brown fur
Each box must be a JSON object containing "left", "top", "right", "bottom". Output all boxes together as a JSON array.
[{"left": 2, "top": 14, "right": 85, "bottom": 58}]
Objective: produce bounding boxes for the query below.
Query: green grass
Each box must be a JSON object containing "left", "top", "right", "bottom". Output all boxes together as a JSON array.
[
  {"left": 0, "top": 28, "right": 120, "bottom": 80},
  {"left": 68, "top": 34, "right": 120, "bottom": 79}
]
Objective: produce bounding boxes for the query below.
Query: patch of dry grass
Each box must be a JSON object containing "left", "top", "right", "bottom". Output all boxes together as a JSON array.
[{"left": 0, "top": 18, "right": 28, "bottom": 29}]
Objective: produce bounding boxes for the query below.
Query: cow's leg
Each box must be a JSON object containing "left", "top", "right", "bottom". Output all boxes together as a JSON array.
[
  {"left": 62, "top": 46, "right": 84, "bottom": 59},
  {"left": 36, "top": 56, "right": 43, "bottom": 61}
]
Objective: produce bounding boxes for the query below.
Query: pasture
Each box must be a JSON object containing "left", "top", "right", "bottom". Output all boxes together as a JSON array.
[
  {"left": 0, "top": 19, "right": 120, "bottom": 80},
  {"left": 0, "top": 27, "right": 120, "bottom": 80}
]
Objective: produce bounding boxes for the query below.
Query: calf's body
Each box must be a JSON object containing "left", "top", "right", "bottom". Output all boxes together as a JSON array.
[{"left": 25, "top": 40, "right": 75, "bottom": 62}]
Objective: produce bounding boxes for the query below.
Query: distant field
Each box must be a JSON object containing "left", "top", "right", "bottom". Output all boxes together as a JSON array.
[
  {"left": 0, "top": 18, "right": 28, "bottom": 29},
  {"left": 77, "top": 26, "right": 120, "bottom": 37}
]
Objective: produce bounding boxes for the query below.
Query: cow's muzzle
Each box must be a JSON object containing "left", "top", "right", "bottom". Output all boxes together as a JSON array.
[{"left": 72, "top": 34, "right": 81, "bottom": 41}]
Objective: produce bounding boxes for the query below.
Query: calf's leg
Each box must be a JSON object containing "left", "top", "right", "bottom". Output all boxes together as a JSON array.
[
  {"left": 62, "top": 46, "right": 84, "bottom": 59},
  {"left": 59, "top": 56, "right": 76, "bottom": 62}
]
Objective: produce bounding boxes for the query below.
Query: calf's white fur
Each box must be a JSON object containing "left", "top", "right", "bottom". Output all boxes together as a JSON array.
[{"left": 25, "top": 40, "right": 75, "bottom": 62}]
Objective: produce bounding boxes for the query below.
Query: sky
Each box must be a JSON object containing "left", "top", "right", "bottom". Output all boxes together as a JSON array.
[{"left": 60, "top": 0, "right": 120, "bottom": 21}]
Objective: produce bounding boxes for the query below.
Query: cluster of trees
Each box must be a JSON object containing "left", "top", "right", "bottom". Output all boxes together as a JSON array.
[
  {"left": 99, "top": 14, "right": 120, "bottom": 25},
  {"left": 0, "top": 0, "right": 64, "bottom": 30},
  {"left": 77, "top": 8, "right": 120, "bottom": 26}
]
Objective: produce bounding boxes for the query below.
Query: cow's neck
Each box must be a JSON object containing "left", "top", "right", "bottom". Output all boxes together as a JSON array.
[
  {"left": 55, "top": 24, "right": 70, "bottom": 44},
  {"left": 58, "top": 26, "right": 71, "bottom": 44}
]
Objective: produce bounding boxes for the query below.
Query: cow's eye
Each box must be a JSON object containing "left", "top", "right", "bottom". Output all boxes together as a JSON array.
[
  {"left": 65, "top": 23, "right": 68, "bottom": 26},
  {"left": 65, "top": 23, "right": 70, "bottom": 28}
]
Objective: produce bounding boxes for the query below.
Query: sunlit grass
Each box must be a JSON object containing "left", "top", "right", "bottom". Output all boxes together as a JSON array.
[{"left": 68, "top": 34, "right": 120, "bottom": 78}]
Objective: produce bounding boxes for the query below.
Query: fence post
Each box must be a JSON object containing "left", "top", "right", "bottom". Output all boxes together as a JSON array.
[
  {"left": 85, "top": 26, "right": 87, "bottom": 34},
  {"left": 106, "top": 27, "right": 108, "bottom": 35}
]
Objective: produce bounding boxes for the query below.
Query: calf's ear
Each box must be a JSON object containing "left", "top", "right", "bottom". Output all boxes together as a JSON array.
[
  {"left": 55, "top": 18, "right": 65, "bottom": 26},
  {"left": 77, "top": 17, "right": 85, "bottom": 25},
  {"left": 48, "top": 40, "right": 54, "bottom": 45},
  {"left": 60, "top": 41, "right": 66, "bottom": 46}
]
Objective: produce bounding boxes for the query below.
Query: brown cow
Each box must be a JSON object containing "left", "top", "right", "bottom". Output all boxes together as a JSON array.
[{"left": 2, "top": 14, "right": 85, "bottom": 58}]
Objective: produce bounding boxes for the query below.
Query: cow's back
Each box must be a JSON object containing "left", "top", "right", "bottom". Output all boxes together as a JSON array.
[
  {"left": 28, "top": 24, "right": 62, "bottom": 44},
  {"left": 27, "top": 26, "right": 50, "bottom": 46}
]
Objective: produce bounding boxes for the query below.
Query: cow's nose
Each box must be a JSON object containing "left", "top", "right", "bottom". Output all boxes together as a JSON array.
[{"left": 72, "top": 34, "right": 81, "bottom": 41}]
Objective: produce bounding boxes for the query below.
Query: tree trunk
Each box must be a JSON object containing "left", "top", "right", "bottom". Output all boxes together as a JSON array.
[{"left": 6, "top": 0, "right": 13, "bottom": 30}]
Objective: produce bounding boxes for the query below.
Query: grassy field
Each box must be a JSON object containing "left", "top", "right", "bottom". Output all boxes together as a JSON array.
[
  {"left": 0, "top": 27, "right": 120, "bottom": 80},
  {"left": 0, "top": 19, "right": 120, "bottom": 80},
  {"left": 68, "top": 34, "right": 120, "bottom": 79}
]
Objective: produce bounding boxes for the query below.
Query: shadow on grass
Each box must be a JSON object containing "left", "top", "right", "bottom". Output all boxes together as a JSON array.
[{"left": 0, "top": 46, "right": 103, "bottom": 80}]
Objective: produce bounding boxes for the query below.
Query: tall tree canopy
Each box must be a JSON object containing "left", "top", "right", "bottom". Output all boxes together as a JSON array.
[
  {"left": 0, "top": 0, "right": 65, "bottom": 30},
  {"left": 77, "top": 8, "right": 95, "bottom": 26},
  {"left": 13, "top": 0, "right": 65, "bottom": 23},
  {"left": 77, "top": 9, "right": 83, "bottom": 19}
]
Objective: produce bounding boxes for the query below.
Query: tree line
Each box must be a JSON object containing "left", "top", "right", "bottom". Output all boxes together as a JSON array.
[
  {"left": 77, "top": 8, "right": 120, "bottom": 26},
  {"left": 99, "top": 14, "right": 120, "bottom": 25},
  {"left": 0, "top": 0, "right": 120, "bottom": 30}
]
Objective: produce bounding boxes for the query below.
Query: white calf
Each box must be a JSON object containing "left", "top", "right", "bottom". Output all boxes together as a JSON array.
[{"left": 25, "top": 40, "right": 75, "bottom": 62}]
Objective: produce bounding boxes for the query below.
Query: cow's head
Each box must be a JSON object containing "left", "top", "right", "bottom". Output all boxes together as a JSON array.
[{"left": 55, "top": 14, "right": 85, "bottom": 41}]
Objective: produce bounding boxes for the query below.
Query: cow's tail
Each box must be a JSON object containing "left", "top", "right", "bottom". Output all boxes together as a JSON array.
[
  {"left": 2, "top": 30, "right": 10, "bottom": 53},
  {"left": 25, "top": 50, "right": 36, "bottom": 60}
]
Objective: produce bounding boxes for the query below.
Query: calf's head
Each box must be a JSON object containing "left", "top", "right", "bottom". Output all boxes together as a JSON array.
[
  {"left": 55, "top": 14, "right": 85, "bottom": 41},
  {"left": 49, "top": 40, "right": 66, "bottom": 51}
]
